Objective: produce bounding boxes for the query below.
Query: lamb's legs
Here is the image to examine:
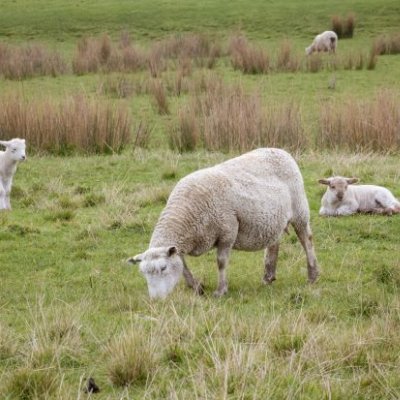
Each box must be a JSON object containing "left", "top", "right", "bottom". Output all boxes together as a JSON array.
[
  {"left": 293, "top": 223, "right": 319, "bottom": 283},
  {"left": 181, "top": 257, "right": 204, "bottom": 295},
  {"left": 263, "top": 243, "right": 279, "bottom": 284},
  {"left": 214, "top": 246, "right": 231, "bottom": 297}
]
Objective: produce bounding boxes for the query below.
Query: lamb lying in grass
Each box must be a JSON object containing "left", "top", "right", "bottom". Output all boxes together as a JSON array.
[
  {"left": 0, "top": 138, "right": 26, "bottom": 210},
  {"left": 128, "top": 148, "right": 319, "bottom": 299},
  {"left": 306, "top": 31, "right": 338, "bottom": 55},
  {"left": 318, "top": 176, "right": 400, "bottom": 216}
]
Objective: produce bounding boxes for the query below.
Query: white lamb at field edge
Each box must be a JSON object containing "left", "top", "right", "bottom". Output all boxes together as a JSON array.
[
  {"left": 0, "top": 138, "right": 26, "bottom": 210},
  {"left": 128, "top": 148, "right": 319, "bottom": 299},
  {"left": 305, "top": 30, "right": 338, "bottom": 55},
  {"left": 318, "top": 176, "right": 400, "bottom": 216}
]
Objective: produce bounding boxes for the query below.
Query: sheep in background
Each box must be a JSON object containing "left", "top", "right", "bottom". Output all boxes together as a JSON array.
[
  {"left": 128, "top": 148, "right": 319, "bottom": 299},
  {"left": 0, "top": 138, "right": 26, "bottom": 210},
  {"left": 318, "top": 176, "right": 400, "bottom": 216},
  {"left": 306, "top": 31, "right": 338, "bottom": 55}
]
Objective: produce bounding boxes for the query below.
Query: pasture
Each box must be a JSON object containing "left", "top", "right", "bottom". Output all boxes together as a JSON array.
[{"left": 1, "top": 0, "right": 400, "bottom": 398}]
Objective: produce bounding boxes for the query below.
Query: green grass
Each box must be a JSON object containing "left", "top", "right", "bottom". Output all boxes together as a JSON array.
[
  {"left": 1, "top": 151, "right": 400, "bottom": 398},
  {"left": 1, "top": 0, "right": 400, "bottom": 398}
]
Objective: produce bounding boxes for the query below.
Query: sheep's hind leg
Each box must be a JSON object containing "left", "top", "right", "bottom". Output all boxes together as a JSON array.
[
  {"left": 293, "top": 223, "right": 319, "bottom": 283},
  {"left": 214, "top": 246, "right": 231, "bottom": 297},
  {"left": 182, "top": 258, "right": 204, "bottom": 295},
  {"left": 263, "top": 243, "right": 279, "bottom": 284}
]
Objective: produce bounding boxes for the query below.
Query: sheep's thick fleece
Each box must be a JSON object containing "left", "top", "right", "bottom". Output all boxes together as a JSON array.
[{"left": 150, "top": 148, "right": 310, "bottom": 254}]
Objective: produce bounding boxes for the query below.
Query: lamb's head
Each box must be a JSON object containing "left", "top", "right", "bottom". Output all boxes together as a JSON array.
[
  {"left": 127, "top": 246, "right": 183, "bottom": 299},
  {"left": 0, "top": 138, "right": 26, "bottom": 162},
  {"left": 318, "top": 176, "right": 358, "bottom": 201},
  {"left": 305, "top": 45, "right": 313, "bottom": 55}
]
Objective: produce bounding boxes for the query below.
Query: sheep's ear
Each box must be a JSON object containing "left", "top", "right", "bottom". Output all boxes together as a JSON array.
[
  {"left": 167, "top": 246, "right": 178, "bottom": 257},
  {"left": 318, "top": 179, "right": 330, "bottom": 185},
  {"left": 0, "top": 140, "right": 10, "bottom": 147},
  {"left": 127, "top": 254, "right": 143, "bottom": 265},
  {"left": 346, "top": 178, "right": 359, "bottom": 185}
]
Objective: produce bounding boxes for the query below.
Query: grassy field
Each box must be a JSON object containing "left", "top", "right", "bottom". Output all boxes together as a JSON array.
[{"left": 1, "top": 0, "right": 400, "bottom": 399}]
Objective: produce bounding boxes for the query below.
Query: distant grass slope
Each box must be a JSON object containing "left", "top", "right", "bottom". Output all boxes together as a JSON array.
[{"left": 1, "top": 0, "right": 400, "bottom": 42}]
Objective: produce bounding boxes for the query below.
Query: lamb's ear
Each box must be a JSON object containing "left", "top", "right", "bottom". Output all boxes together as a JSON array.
[
  {"left": 346, "top": 177, "right": 359, "bottom": 185},
  {"left": 167, "top": 246, "right": 178, "bottom": 257},
  {"left": 318, "top": 179, "right": 330, "bottom": 185},
  {"left": 127, "top": 254, "right": 143, "bottom": 265},
  {"left": 0, "top": 140, "right": 10, "bottom": 147}
]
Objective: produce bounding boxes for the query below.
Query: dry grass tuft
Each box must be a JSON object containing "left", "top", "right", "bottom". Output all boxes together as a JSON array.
[
  {"left": 0, "top": 94, "right": 132, "bottom": 154},
  {"left": 105, "top": 329, "right": 157, "bottom": 387},
  {"left": 0, "top": 42, "right": 67, "bottom": 80},
  {"left": 99, "top": 75, "right": 135, "bottom": 98},
  {"left": 318, "top": 89, "right": 400, "bottom": 152},
  {"left": 331, "top": 13, "right": 356, "bottom": 38},
  {"left": 228, "top": 34, "right": 270, "bottom": 74},
  {"left": 276, "top": 40, "right": 301, "bottom": 72},
  {"left": 372, "top": 32, "right": 400, "bottom": 55},
  {"left": 149, "top": 79, "right": 170, "bottom": 114},
  {"left": 171, "top": 78, "right": 307, "bottom": 153}
]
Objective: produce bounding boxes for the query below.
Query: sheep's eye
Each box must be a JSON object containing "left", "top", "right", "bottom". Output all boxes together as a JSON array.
[
  {"left": 331, "top": 185, "right": 335, "bottom": 189},
  {"left": 11, "top": 148, "right": 17, "bottom": 153},
  {"left": 160, "top": 266, "right": 167, "bottom": 272}
]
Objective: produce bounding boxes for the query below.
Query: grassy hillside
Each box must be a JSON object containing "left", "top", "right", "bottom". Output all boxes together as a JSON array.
[
  {"left": 1, "top": 0, "right": 400, "bottom": 42},
  {"left": 0, "top": 0, "right": 400, "bottom": 398}
]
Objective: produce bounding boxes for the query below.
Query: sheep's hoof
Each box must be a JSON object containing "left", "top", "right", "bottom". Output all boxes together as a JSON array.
[
  {"left": 263, "top": 276, "right": 276, "bottom": 285},
  {"left": 213, "top": 288, "right": 227, "bottom": 298}
]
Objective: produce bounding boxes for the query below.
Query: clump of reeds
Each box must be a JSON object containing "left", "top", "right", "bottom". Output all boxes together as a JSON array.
[
  {"left": 305, "top": 53, "right": 323, "bottom": 72},
  {"left": 228, "top": 34, "right": 270, "bottom": 74},
  {"left": 331, "top": 13, "right": 356, "bottom": 38},
  {"left": 372, "top": 33, "right": 400, "bottom": 55},
  {"left": 0, "top": 42, "right": 67, "bottom": 80},
  {"left": 171, "top": 78, "right": 307, "bottom": 153},
  {"left": 318, "top": 90, "right": 400, "bottom": 152},
  {"left": 0, "top": 94, "right": 132, "bottom": 154},
  {"left": 149, "top": 79, "right": 170, "bottom": 114},
  {"left": 275, "top": 40, "right": 301, "bottom": 72},
  {"left": 72, "top": 33, "right": 147, "bottom": 75}
]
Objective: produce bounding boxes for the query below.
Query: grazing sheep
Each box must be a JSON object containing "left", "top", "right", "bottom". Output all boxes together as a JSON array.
[
  {"left": 128, "top": 148, "right": 319, "bottom": 299},
  {"left": 306, "top": 31, "right": 338, "bottom": 55},
  {"left": 0, "top": 138, "right": 26, "bottom": 210},
  {"left": 318, "top": 176, "right": 400, "bottom": 216}
]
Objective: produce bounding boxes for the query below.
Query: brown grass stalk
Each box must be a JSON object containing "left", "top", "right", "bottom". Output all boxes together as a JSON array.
[
  {"left": 318, "top": 90, "right": 400, "bottom": 152},
  {"left": 0, "top": 94, "right": 132, "bottom": 154}
]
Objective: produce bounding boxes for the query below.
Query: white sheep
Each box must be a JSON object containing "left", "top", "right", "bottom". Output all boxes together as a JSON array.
[
  {"left": 128, "top": 148, "right": 319, "bottom": 299},
  {"left": 305, "top": 31, "right": 338, "bottom": 55},
  {"left": 318, "top": 176, "right": 400, "bottom": 216},
  {"left": 0, "top": 138, "right": 26, "bottom": 210}
]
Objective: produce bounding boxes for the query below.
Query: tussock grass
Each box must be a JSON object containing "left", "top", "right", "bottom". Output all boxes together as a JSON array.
[
  {"left": 0, "top": 42, "right": 67, "bottom": 80},
  {"left": 331, "top": 13, "right": 356, "bottom": 38},
  {"left": 0, "top": 94, "right": 132, "bottom": 154},
  {"left": 171, "top": 78, "right": 307, "bottom": 153},
  {"left": 372, "top": 32, "right": 400, "bottom": 55},
  {"left": 318, "top": 89, "right": 400, "bottom": 152}
]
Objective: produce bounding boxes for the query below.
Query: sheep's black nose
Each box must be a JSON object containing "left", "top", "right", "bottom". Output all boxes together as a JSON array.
[{"left": 21, "top": 155, "right": 26, "bottom": 160}]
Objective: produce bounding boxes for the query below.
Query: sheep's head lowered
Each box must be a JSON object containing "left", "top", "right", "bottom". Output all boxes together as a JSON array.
[
  {"left": 318, "top": 176, "right": 358, "bottom": 202},
  {"left": 127, "top": 246, "right": 183, "bottom": 299},
  {"left": 0, "top": 138, "right": 26, "bottom": 162}
]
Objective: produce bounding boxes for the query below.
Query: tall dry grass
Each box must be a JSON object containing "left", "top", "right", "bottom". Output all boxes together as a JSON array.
[
  {"left": 0, "top": 94, "right": 132, "bottom": 154},
  {"left": 228, "top": 34, "right": 270, "bottom": 74},
  {"left": 372, "top": 32, "right": 400, "bottom": 55},
  {"left": 0, "top": 43, "right": 67, "bottom": 80},
  {"left": 171, "top": 77, "right": 307, "bottom": 153},
  {"left": 331, "top": 13, "right": 356, "bottom": 38},
  {"left": 275, "top": 40, "right": 301, "bottom": 72},
  {"left": 318, "top": 90, "right": 400, "bottom": 152}
]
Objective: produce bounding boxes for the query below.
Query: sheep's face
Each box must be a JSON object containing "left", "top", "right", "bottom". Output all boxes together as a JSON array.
[
  {"left": 0, "top": 139, "right": 26, "bottom": 162},
  {"left": 305, "top": 46, "right": 313, "bottom": 55},
  {"left": 319, "top": 176, "right": 358, "bottom": 202},
  {"left": 127, "top": 246, "right": 183, "bottom": 299}
]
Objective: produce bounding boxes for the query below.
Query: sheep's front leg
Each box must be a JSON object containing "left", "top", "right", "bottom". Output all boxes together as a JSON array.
[
  {"left": 182, "top": 257, "right": 204, "bottom": 295},
  {"left": 0, "top": 183, "right": 6, "bottom": 210},
  {"left": 294, "top": 223, "right": 319, "bottom": 283},
  {"left": 263, "top": 243, "right": 279, "bottom": 284},
  {"left": 214, "top": 246, "right": 231, "bottom": 297},
  {"left": 3, "top": 179, "right": 12, "bottom": 210}
]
